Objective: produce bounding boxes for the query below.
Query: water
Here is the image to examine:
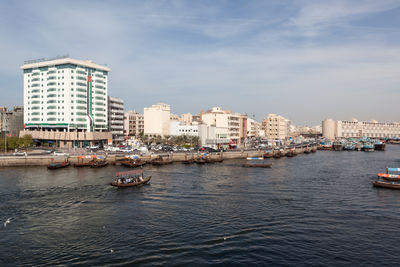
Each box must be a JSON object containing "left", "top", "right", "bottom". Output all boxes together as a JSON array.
[{"left": 1, "top": 146, "right": 400, "bottom": 266}]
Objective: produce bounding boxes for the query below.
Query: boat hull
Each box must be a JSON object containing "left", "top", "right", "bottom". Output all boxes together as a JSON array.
[
  {"left": 111, "top": 176, "right": 151, "bottom": 187},
  {"left": 48, "top": 162, "right": 70, "bottom": 169},
  {"left": 242, "top": 163, "right": 272, "bottom": 168},
  {"left": 372, "top": 180, "right": 400, "bottom": 189}
]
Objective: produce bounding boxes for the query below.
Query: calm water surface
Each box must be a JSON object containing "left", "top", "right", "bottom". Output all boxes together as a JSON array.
[{"left": 1, "top": 146, "right": 400, "bottom": 266}]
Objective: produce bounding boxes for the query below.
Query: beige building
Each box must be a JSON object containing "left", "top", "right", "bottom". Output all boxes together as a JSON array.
[
  {"left": 247, "top": 118, "right": 261, "bottom": 138},
  {"left": 179, "top": 113, "right": 193, "bottom": 125},
  {"left": 322, "top": 118, "right": 400, "bottom": 139},
  {"left": 201, "top": 107, "right": 247, "bottom": 148},
  {"left": 144, "top": 103, "right": 171, "bottom": 137},
  {"left": 262, "top": 114, "right": 291, "bottom": 140},
  {"left": 124, "top": 110, "right": 144, "bottom": 138}
]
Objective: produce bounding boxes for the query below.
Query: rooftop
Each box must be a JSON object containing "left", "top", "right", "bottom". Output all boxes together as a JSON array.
[{"left": 21, "top": 56, "right": 110, "bottom": 72}]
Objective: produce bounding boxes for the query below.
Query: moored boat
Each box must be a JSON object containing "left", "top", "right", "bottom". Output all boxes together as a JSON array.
[
  {"left": 121, "top": 161, "right": 146, "bottom": 168},
  {"left": 48, "top": 161, "right": 70, "bottom": 169},
  {"left": 332, "top": 141, "right": 344, "bottom": 151},
  {"left": 372, "top": 180, "right": 400, "bottom": 190},
  {"left": 374, "top": 141, "right": 386, "bottom": 151},
  {"left": 182, "top": 158, "right": 195, "bottom": 164},
  {"left": 363, "top": 143, "right": 375, "bottom": 152},
  {"left": 242, "top": 163, "right": 272, "bottom": 168},
  {"left": 90, "top": 160, "right": 108, "bottom": 168}
]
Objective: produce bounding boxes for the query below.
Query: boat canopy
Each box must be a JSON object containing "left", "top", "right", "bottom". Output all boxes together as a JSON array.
[
  {"left": 125, "top": 155, "right": 140, "bottom": 159},
  {"left": 78, "top": 155, "right": 97, "bottom": 159},
  {"left": 387, "top": 168, "right": 400, "bottom": 172},
  {"left": 116, "top": 169, "right": 143, "bottom": 177},
  {"left": 246, "top": 157, "right": 264, "bottom": 160}
]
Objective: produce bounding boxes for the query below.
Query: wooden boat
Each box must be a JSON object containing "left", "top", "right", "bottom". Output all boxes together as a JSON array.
[
  {"left": 110, "top": 169, "right": 151, "bottom": 187},
  {"left": 121, "top": 161, "right": 146, "bottom": 168},
  {"left": 74, "top": 161, "right": 93, "bottom": 167},
  {"left": 242, "top": 163, "right": 272, "bottom": 168},
  {"left": 151, "top": 159, "right": 173, "bottom": 165},
  {"left": 195, "top": 158, "right": 206, "bottom": 164},
  {"left": 263, "top": 151, "right": 273, "bottom": 158},
  {"left": 374, "top": 142, "right": 386, "bottom": 151},
  {"left": 273, "top": 152, "right": 281, "bottom": 158},
  {"left": 182, "top": 158, "right": 195, "bottom": 164},
  {"left": 286, "top": 151, "right": 294, "bottom": 157},
  {"left": 48, "top": 162, "right": 70, "bottom": 169},
  {"left": 210, "top": 158, "right": 223, "bottom": 163},
  {"left": 90, "top": 160, "right": 108, "bottom": 168},
  {"left": 372, "top": 180, "right": 400, "bottom": 190},
  {"left": 74, "top": 155, "right": 99, "bottom": 167},
  {"left": 377, "top": 173, "right": 400, "bottom": 182}
]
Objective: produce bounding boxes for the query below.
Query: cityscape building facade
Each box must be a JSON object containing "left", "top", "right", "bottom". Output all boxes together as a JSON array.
[
  {"left": 20, "top": 57, "right": 111, "bottom": 148},
  {"left": 262, "top": 114, "right": 291, "bottom": 141},
  {"left": 144, "top": 103, "right": 171, "bottom": 137},
  {"left": 123, "top": 110, "right": 144, "bottom": 138},
  {"left": 108, "top": 96, "right": 124, "bottom": 144},
  {"left": 0, "top": 106, "right": 24, "bottom": 136},
  {"left": 322, "top": 119, "right": 400, "bottom": 139}
]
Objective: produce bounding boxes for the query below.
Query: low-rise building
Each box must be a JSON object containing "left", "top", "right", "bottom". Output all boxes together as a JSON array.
[
  {"left": 322, "top": 118, "right": 400, "bottom": 139},
  {"left": 1, "top": 106, "right": 24, "bottom": 137},
  {"left": 123, "top": 110, "right": 144, "bottom": 138}
]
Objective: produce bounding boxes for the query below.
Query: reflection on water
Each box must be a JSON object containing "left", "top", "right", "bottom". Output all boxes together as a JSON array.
[{"left": 1, "top": 146, "right": 400, "bottom": 265}]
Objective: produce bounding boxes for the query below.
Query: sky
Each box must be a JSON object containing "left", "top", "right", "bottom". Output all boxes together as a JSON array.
[{"left": 0, "top": 0, "right": 400, "bottom": 125}]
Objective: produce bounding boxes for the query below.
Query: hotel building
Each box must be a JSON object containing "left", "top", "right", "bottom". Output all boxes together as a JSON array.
[
  {"left": 20, "top": 56, "right": 111, "bottom": 148},
  {"left": 322, "top": 119, "right": 400, "bottom": 139}
]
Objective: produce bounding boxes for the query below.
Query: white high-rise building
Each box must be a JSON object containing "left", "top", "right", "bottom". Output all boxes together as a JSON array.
[
  {"left": 21, "top": 56, "right": 110, "bottom": 132},
  {"left": 20, "top": 56, "right": 111, "bottom": 148}
]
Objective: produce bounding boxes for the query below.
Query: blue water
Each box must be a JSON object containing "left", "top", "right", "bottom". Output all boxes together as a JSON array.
[{"left": 1, "top": 146, "right": 400, "bottom": 266}]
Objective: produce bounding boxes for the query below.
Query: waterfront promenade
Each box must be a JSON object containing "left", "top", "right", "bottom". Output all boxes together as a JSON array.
[{"left": 0, "top": 145, "right": 316, "bottom": 167}]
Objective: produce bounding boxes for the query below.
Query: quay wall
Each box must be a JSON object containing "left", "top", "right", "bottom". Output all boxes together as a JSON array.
[{"left": 0, "top": 147, "right": 313, "bottom": 167}]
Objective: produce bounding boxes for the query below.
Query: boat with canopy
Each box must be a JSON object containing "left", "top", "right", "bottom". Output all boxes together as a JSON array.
[{"left": 110, "top": 169, "right": 151, "bottom": 187}]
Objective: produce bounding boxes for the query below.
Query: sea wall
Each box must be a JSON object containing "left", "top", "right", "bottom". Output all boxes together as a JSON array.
[{"left": 0, "top": 147, "right": 316, "bottom": 167}]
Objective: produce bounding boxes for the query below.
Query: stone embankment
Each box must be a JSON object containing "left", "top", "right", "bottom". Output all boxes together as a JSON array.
[{"left": 0, "top": 146, "right": 317, "bottom": 167}]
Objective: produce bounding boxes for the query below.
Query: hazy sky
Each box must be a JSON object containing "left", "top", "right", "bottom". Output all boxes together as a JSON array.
[{"left": 1, "top": 0, "right": 400, "bottom": 125}]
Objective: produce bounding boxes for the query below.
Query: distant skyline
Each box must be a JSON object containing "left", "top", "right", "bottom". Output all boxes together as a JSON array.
[{"left": 1, "top": 0, "right": 400, "bottom": 125}]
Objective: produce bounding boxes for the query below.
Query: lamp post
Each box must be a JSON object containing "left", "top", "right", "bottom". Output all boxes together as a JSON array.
[{"left": 4, "top": 117, "right": 8, "bottom": 154}]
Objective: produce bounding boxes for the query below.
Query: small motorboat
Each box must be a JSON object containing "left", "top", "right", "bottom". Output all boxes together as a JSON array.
[
  {"left": 242, "top": 163, "right": 272, "bottom": 168},
  {"left": 110, "top": 169, "right": 151, "bottom": 188},
  {"left": 48, "top": 162, "right": 70, "bottom": 169}
]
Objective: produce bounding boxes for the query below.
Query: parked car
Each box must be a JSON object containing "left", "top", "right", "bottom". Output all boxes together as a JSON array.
[
  {"left": 53, "top": 151, "right": 69, "bottom": 156},
  {"left": 13, "top": 151, "right": 27, "bottom": 156}
]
